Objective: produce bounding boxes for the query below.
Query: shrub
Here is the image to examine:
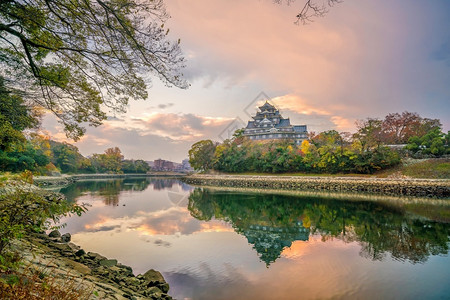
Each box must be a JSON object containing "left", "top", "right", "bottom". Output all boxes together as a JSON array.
[{"left": 0, "top": 176, "right": 86, "bottom": 258}]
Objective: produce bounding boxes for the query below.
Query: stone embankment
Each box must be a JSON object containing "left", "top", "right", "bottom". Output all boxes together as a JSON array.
[
  {"left": 18, "top": 230, "right": 172, "bottom": 299},
  {"left": 183, "top": 175, "right": 450, "bottom": 198},
  {"left": 33, "top": 173, "right": 185, "bottom": 187}
]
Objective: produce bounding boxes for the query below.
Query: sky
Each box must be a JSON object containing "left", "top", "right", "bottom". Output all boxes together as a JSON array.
[{"left": 42, "top": 0, "right": 450, "bottom": 162}]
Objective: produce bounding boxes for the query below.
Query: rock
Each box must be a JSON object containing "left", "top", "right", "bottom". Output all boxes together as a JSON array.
[
  {"left": 87, "top": 252, "right": 107, "bottom": 261},
  {"left": 117, "top": 263, "right": 133, "bottom": 274},
  {"left": 67, "top": 242, "right": 80, "bottom": 252},
  {"left": 124, "top": 277, "right": 140, "bottom": 286},
  {"left": 75, "top": 249, "right": 86, "bottom": 257},
  {"left": 52, "top": 243, "right": 72, "bottom": 253},
  {"left": 100, "top": 259, "right": 118, "bottom": 267},
  {"left": 61, "top": 233, "right": 71, "bottom": 243},
  {"left": 145, "top": 286, "right": 163, "bottom": 298},
  {"left": 48, "top": 230, "right": 61, "bottom": 238},
  {"left": 143, "top": 269, "right": 165, "bottom": 284},
  {"left": 158, "top": 283, "right": 170, "bottom": 293}
]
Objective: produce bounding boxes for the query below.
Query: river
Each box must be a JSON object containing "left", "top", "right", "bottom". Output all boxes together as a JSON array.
[{"left": 58, "top": 177, "right": 450, "bottom": 300}]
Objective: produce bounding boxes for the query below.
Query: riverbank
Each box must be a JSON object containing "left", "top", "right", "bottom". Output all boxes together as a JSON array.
[
  {"left": 182, "top": 174, "right": 450, "bottom": 198},
  {"left": 5, "top": 230, "right": 172, "bottom": 299},
  {"left": 33, "top": 172, "right": 185, "bottom": 187}
]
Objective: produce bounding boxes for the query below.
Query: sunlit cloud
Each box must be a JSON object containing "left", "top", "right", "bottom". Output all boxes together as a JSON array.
[
  {"left": 330, "top": 116, "right": 355, "bottom": 132},
  {"left": 272, "top": 95, "right": 332, "bottom": 116}
]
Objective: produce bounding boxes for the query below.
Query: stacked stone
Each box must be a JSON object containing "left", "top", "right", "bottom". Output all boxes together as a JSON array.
[
  {"left": 30, "top": 230, "right": 172, "bottom": 300},
  {"left": 183, "top": 175, "right": 450, "bottom": 198}
]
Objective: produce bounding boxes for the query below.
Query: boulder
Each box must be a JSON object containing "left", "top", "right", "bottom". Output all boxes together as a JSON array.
[
  {"left": 87, "top": 252, "right": 107, "bottom": 261},
  {"left": 48, "top": 230, "right": 61, "bottom": 238},
  {"left": 52, "top": 243, "right": 72, "bottom": 253},
  {"left": 75, "top": 249, "right": 86, "bottom": 257},
  {"left": 61, "top": 233, "right": 71, "bottom": 243},
  {"left": 143, "top": 269, "right": 165, "bottom": 284},
  {"left": 99, "top": 259, "right": 118, "bottom": 267}
]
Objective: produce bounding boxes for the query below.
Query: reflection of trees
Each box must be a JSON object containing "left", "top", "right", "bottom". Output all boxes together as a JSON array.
[
  {"left": 188, "top": 189, "right": 311, "bottom": 266},
  {"left": 61, "top": 178, "right": 185, "bottom": 206},
  {"left": 188, "top": 188, "right": 450, "bottom": 265},
  {"left": 150, "top": 179, "right": 175, "bottom": 190},
  {"left": 60, "top": 178, "right": 152, "bottom": 205}
]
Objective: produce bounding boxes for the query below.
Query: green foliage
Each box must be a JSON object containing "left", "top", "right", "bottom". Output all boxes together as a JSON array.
[
  {"left": 0, "top": 142, "right": 49, "bottom": 173},
  {"left": 121, "top": 159, "right": 150, "bottom": 174},
  {"left": 189, "top": 140, "right": 217, "bottom": 172},
  {"left": 188, "top": 188, "right": 450, "bottom": 264},
  {"left": 0, "top": 77, "right": 38, "bottom": 152},
  {"left": 0, "top": 0, "right": 187, "bottom": 140},
  {"left": 89, "top": 147, "right": 124, "bottom": 174},
  {"left": 0, "top": 177, "right": 87, "bottom": 256},
  {"left": 193, "top": 134, "right": 400, "bottom": 174},
  {"left": 50, "top": 141, "right": 84, "bottom": 173},
  {"left": 406, "top": 128, "right": 448, "bottom": 156}
]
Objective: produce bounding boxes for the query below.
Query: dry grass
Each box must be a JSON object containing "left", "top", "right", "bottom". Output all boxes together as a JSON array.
[
  {"left": 0, "top": 261, "right": 93, "bottom": 300},
  {"left": 401, "top": 158, "right": 450, "bottom": 179},
  {"left": 364, "top": 158, "right": 449, "bottom": 179}
]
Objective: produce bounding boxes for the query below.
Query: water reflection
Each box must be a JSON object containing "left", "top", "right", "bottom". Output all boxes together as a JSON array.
[
  {"left": 188, "top": 188, "right": 450, "bottom": 264},
  {"left": 59, "top": 179, "right": 450, "bottom": 300},
  {"left": 60, "top": 178, "right": 192, "bottom": 206}
]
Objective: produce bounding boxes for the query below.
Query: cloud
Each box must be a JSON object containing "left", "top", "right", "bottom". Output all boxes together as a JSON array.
[
  {"left": 157, "top": 103, "right": 174, "bottom": 109},
  {"left": 42, "top": 111, "right": 236, "bottom": 161},
  {"left": 272, "top": 95, "right": 331, "bottom": 116},
  {"left": 165, "top": 0, "right": 450, "bottom": 130},
  {"left": 129, "top": 112, "right": 233, "bottom": 141}
]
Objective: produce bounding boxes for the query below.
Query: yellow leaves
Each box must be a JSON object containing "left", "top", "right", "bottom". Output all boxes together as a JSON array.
[
  {"left": 302, "top": 216, "right": 311, "bottom": 228},
  {"left": 300, "top": 140, "right": 310, "bottom": 154}
]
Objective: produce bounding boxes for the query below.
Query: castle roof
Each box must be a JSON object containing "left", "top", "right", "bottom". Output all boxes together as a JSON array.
[{"left": 258, "top": 101, "right": 276, "bottom": 111}]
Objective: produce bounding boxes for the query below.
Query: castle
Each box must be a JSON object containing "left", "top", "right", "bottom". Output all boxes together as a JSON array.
[{"left": 243, "top": 101, "right": 308, "bottom": 144}]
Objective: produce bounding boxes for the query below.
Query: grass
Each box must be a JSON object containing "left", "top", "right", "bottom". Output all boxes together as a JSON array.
[
  {"left": 0, "top": 260, "right": 92, "bottom": 300},
  {"left": 401, "top": 158, "right": 450, "bottom": 179}
]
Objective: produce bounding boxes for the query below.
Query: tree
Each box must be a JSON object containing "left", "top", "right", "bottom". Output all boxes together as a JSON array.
[
  {"left": 51, "top": 141, "right": 81, "bottom": 173},
  {"left": 0, "top": 0, "right": 188, "bottom": 140},
  {"left": 0, "top": 141, "right": 49, "bottom": 172},
  {"left": 274, "top": 0, "right": 342, "bottom": 25},
  {"left": 188, "top": 140, "right": 217, "bottom": 172},
  {"left": 100, "top": 147, "right": 124, "bottom": 173},
  {"left": 121, "top": 159, "right": 150, "bottom": 173},
  {"left": 0, "top": 76, "right": 38, "bottom": 151},
  {"left": 381, "top": 112, "right": 441, "bottom": 144},
  {"left": 406, "top": 128, "right": 448, "bottom": 156},
  {"left": 353, "top": 118, "right": 383, "bottom": 152}
]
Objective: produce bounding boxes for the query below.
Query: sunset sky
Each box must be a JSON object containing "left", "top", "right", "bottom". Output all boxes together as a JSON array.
[{"left": 43, "top": 0, "right": 450, "bottom": 162}]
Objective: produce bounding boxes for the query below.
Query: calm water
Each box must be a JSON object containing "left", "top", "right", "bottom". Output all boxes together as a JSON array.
[{"left": 59, "top": 178, "right": 450, "bottom": 300}]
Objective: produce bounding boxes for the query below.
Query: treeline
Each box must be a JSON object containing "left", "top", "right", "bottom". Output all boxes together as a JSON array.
[
  {"left": 189, "top": 112, "right": 449, "bottom": 174},
  {"left": 0, "top": 135, "right": 150, "bottom": 175},
  {"left": 0, "top": 77, "right": 150, "bottom": 175}
]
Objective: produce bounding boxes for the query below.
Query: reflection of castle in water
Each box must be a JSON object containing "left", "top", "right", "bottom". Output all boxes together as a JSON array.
[{"left": 242, "top": 221, "right": 310, "bottom": 266}]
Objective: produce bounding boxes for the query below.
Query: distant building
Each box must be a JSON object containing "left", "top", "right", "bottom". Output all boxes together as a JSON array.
[
  {"left": 153, "top": 159, "right": 175, "bottom": 171},
  {"left": 243, "top": 101, "right": 308, "bottom": 145},
  {"left": 152, "top": 158, "right": 193, "bottom": 172}
]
